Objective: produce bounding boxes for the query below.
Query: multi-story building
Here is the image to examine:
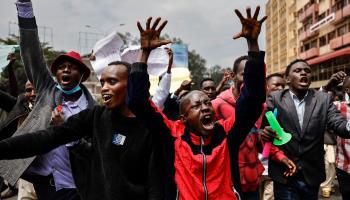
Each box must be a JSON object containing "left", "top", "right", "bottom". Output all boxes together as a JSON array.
[
  {"left": 297, "top": 0, "right": 350, "bottom": 88},
  {"left": 265, "top": 0, "right": 298, "bottom": 74}
]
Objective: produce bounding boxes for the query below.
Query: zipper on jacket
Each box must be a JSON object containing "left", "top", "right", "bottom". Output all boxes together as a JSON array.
[{"left": 200, "top": 137, "right": 208, "bottom": 200}]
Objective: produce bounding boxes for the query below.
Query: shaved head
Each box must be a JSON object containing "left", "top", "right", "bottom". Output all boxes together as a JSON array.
[{"left": 179, "top": 90, "right": 207, "bottom": 115}]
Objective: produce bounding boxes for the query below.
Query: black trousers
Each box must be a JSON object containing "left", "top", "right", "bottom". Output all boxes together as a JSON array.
[
  {"left": 0, "top": 176, "right": 4, "bottom": 193},
  {"left": 0, "top": 176, "right": 3, "bottom": 200},
  {"left": 336, "top": 168, "right": 350, "bottom": 200},
  {"left": 26, "top": 174, "right": 80, "bottom": 200}
]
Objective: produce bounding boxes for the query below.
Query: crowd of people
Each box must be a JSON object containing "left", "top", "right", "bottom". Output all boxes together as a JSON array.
[{"left": 0, "top": 0, "right": 349, "bottom": 200}]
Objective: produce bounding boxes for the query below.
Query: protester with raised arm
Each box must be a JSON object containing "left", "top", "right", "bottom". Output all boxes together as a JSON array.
[
  {"left": 0, "top": 1, "right": 96, "bottom": 199},
  {"left": 151, "top": 47, "right": 173, "bottom": 110},
  {"left": 125, "top": 7, "right": 284, "bottom": 199}
]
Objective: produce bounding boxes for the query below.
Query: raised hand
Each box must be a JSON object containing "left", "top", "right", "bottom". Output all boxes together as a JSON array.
[
  {"left": 222, "top": 71, "right": 233, "bottom": 84},
  {"left": 233, "top": 6, "right": 267, "bottom": 41},
  {"left": 137, "top": 17, "right": 171, "bottom": 52},
  {"left": 6, "top": 53, "right": 16, "bottom": 61},
  {"left": 323, "top": 71, "right": 347, "bottom": 91},
  {"left": 165, "top": 47, "right": 173, "bottom": 73}
]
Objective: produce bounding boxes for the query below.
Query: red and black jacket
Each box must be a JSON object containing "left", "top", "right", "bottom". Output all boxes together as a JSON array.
[{"left": 127, "top": 51, "right": 266, "bottom": 200}]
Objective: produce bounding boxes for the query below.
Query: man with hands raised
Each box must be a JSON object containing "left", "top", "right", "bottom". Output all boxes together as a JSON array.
[{"left": 127, "top": 7, "right": 266, "bottom": 200}]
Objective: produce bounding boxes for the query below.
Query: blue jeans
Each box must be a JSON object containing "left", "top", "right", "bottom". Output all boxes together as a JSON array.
[{"left": 273, "top": 173, "right": 319, "bottom": 200}]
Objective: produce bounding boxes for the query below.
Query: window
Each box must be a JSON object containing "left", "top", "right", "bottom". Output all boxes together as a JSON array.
[
  {"left": 305, "top": 43, "right": 310, "bottom": 51},
  {"left": 328, "top": 31, "right": 336, "bottom": 41},
  {"left": 338, "top": 25, "right": 347, "bottom": 36},
  {"left": 318, "top": 12, "right": 326, "bottom": 21},
  {"left": 319, "top": 35, "right": 327, "bottom": 46},
  {"left": 311, "top": 39, "right": 317, "bottom": 48}
]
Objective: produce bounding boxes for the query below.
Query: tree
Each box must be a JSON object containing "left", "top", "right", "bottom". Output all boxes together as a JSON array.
[
  {"left": 188, "top": 49, "right": 207, "bottom": 89},
  {"left": 0, "top": 35, "right": 64, "bottom": 94},
  {"left": 161, "top": 35, "right": 208, "bottom": 89}
]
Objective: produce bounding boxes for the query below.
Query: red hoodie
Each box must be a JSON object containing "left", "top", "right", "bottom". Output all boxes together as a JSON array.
[{"left": 212, "top": 87, "right": 286, "bottom": 192}]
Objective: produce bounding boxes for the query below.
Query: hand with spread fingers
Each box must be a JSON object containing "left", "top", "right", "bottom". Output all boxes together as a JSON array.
[
  {"left": 233, "top": 6, "right": 267, "bottom": 41},
  {"left": 137, "top": 17, "right": 171, "bottom": 52}
]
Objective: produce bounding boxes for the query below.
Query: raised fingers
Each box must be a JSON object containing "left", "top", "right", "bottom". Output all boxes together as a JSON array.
[
  {"left": 246, "top": 7, "right": 251, "bottom": 18},
  {"left": 234, "top": 9, "right": 244, "bottom": 22},
  {"left": 146, "top": 17, "right": 152, "bottom": 29},
  {"left": 137, "top": 21, "right": 144, "bottom": 32},
  {"left": 152, "top": 17, "right": 161, "bottom": 30},
  {"left": 253, "top": 6, "right": 260, "bottom": 20},
  {"left": 259, "top": 16, "right": 268, "bottom": 24},
  {"left": 157, "top": 20, "right": 168, "bottom": 33}
]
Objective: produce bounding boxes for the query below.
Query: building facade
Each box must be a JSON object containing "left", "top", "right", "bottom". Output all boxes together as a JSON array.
[
  {"left": 298, "top": 0, "right": 350, "bottom": 88},
  {"left": 265, "top": 0, "right": 298, "bottom": 74},
  {"left": 266, "top": 0, "right": 350, "bottom": 88}
]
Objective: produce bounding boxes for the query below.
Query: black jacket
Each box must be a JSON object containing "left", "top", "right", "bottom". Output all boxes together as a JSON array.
[
  {"left": 0, "top": 106, "right": 164, "bottom": 200},
  {"left": 0, "top": 91, "right": 30, "bottom": 141},
  {"left": 266, "top": 89, "right": 350, "bottom": 186}
]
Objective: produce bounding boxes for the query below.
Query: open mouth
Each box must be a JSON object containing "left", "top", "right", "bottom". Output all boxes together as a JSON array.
[
  {"left": 201, "top": 114, "right": 215, "bottom": 131},
  {"left": 61, "top": 75, "right": 71, "bottom": 84},
  {"left": 299, "top": 77, "right": 309, "bottom": 86},
  {"left": 102, "top": 93, "right": 112, "bottom": 104}
]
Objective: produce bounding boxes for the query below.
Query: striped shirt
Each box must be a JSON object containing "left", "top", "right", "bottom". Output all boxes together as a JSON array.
[{"left": 334, "top": 101, "right": 350, "bottom": 174}]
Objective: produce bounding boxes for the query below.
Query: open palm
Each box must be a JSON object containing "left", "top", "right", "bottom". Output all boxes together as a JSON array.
[
  {"left": 137, "top": 17, "right": 171, "bottom": 51},
  {"left": 233, "top": 6, "right": 267, "bottom": 41}
]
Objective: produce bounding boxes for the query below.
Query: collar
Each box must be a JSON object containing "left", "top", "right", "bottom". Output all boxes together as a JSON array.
[
  {"left": 189, "top": 132, "right": 212, "bottom": 146},
  {"left": 289, "top": 90, "right": 309, "bottom": 102},
  {"left": 62, "top": 92, "right": 87, "bottom": 108}
]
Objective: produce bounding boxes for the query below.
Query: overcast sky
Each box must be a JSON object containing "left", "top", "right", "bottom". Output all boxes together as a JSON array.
[{"left": 0, "top": 0, "right": 268, "bottom": 68}]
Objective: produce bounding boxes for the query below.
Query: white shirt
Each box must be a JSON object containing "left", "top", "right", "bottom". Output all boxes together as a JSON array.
[{"left": 152, "top": 73, "right": 171, "bottom": 110}]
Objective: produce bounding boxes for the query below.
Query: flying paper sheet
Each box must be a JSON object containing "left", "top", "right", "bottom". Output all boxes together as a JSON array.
[
  {"left": 171, "top": 44, "right": 188, "bottom": 68},
  {"left": 90, "top": 31, "right": 124, "bottom": 79},
  {"left": 121, "top": 45, "right": 169, "bottom": 77},
  {"left": 0, "top": 45, "right": 19, "bottom": 72},
  {"left": 149, "top": 44, "right": 190, "bottom": 95}
]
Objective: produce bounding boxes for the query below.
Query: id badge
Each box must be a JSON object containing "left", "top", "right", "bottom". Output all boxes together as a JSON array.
[{"left": 112, "top": 133, "right": 126, "bottom": 146}]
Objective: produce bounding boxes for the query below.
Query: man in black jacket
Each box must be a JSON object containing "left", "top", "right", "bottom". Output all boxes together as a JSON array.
[
  {"left": 262, "top": 59, "right": 350, "bottom": 200},
  {"left": 0, "top": 61, "right": 165, "bottom": 200},
  {"left": 0, "top": 81, "right": 35, "bottom": 141},
  {"left": 0, "top": 53, "right": 36, "bottom": 200}
]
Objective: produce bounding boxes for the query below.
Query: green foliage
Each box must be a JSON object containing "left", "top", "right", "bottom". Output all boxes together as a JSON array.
[
  {"left": 188, "top": 49, "right": 207, "bottom": 89},
  {"left": 0, "top": 35, "right": 64, "bottom": 94},
  {"left": 208, "top": 65, "right": 231, "bottom": 85}
]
